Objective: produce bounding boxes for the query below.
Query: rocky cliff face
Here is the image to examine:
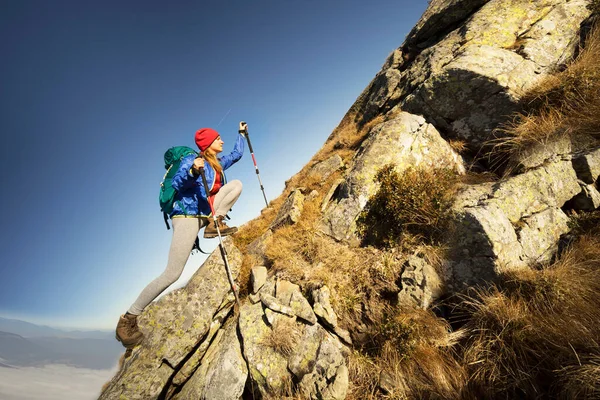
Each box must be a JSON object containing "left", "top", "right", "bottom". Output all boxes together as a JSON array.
[{"left": 99, "top": 1, "right": 598, "bottom": 399}]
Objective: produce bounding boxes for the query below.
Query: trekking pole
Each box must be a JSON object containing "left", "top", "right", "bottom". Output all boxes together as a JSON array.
[
  {"left": 198, "top": 164, "right": 241, "bottom": 310},
  {"left": 240, "top": 121, "right": 269, "bottom": 207}
]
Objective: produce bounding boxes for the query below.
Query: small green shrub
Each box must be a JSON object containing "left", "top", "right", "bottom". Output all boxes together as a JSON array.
[
  {"left": 378, "top": 313, "right": 415, "bottom": 355},
  {"left": 357, "top": 165, "right": 458, "bottom": 248}
]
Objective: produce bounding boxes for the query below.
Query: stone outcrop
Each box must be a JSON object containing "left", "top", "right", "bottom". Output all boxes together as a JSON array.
[
  {"left": 251, "top": 266, "right": 268, "bottom": 294},
  {"left": 321, "top": 112, "right": 465, "bottom": 243},
  {"left": 239, "top": 277, "right": 350, "bottom": 398},
  {"left": 347, "top": 0, "right": 591, "bottom": 147},
  {"left": 99, "top": 239, "right": 242, "bottom": 400},
  {"left": 397, "top": 255, "right": 444, "bottom": 309},
  {"left": 270, "top": 189, "right": 305, "bottom": 229},
  {"left": 101, "top": 252, "right": 352, "bottom": 400},
  {"left": 319, "top": 0, "right": 593, "bottom": 285},
  {"left": 450, "top": 148, "right": 600, "bottom": 286},
  {"left": 309, "top": 154, "right": 345, "bottom": 181}
]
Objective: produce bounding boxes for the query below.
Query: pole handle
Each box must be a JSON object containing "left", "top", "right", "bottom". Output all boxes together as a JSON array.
[
  {"left": 198, "top": 166, "right": 211, "bottom": 200},
  {"left": 244, "top": 131, "right": 255, "bottom": 153}
]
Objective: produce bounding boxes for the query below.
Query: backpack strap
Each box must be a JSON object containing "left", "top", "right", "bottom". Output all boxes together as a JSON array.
[
  {"left": 164, "top": 201, "right": 188, "bottom": 231},
  {"left": 163, "top": 212, "right": 170, "bottom": 230}
]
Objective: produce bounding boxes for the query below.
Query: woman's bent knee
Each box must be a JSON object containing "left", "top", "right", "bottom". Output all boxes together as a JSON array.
[{"left": 231, "top": 179, "right": 242, "bottom": 190}]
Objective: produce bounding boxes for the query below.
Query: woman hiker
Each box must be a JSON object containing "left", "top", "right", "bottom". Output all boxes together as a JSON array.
[{"left": 115, "top": 122, "right": 246, "bottom": 348}]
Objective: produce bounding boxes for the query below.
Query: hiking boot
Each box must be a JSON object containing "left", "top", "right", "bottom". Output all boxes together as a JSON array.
[
  {"left": 203, "top": 216, "right": 238, "bottom": 238},
  {"left": 115, "top": 313, "right": 143, "bottom": 348}
]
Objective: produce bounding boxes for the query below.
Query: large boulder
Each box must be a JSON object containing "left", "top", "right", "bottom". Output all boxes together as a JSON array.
[
  {"left": 99, "top": 239, "right": 242, "bottom": 400},
  {"left": 321, "top": 112, "right": 465, "bottom": 242},
  {"left": 170, "top": 299, "right": 233, "bottom": 389},
  {"left": 450, "top": 157, "right": 585, "bottom": 286}
]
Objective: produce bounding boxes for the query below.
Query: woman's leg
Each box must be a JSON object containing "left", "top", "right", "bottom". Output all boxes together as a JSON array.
[
  {"left": 127, "top": 217, "right": 201, "bottom": 315},
  {"left": 203, "top": 180, "right": 242, "bottom": 238},
  {"left": 213, "top": 180, "right": 243, "bottom": 217}
]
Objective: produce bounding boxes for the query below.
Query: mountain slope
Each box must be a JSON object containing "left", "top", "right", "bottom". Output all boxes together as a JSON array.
[{"left": 100, "top": 1, "right": 600, "bottom": 399}]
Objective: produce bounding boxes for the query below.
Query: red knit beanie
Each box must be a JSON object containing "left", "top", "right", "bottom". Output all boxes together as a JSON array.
[{"left": 195, "top": 128, "right": 220, "bottom": 152}]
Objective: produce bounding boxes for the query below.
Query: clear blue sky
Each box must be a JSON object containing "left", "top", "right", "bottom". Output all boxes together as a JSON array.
[{"left": 0, "top": 0, "right": 427, "bottom": 329}]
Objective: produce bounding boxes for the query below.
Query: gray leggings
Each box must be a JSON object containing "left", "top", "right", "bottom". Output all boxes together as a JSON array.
[{"left": 128, "top": 180, "right": 242, "bottom": 315}]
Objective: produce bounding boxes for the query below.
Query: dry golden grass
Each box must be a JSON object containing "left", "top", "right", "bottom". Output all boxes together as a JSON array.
[
  {"left": 296, "top": 112, "right": 387, "bottom": 174},
  {"left": 263, "top": 192, "right": 382, "bottom": 328},
  {"left": 262, "top": 316, "right": 301, "bottom": 357},
  {"left": 236, "top": 253, "right": 262, "bottom": 297},
  {"left": 448, "top": 139, "right": 469, "bottom": 154},
  {"left": 347, "top": 308, "right": 468, "bottom": 400},
  {"left": 557, "top": 356, "right": 600, "bottom": 400},
  {"left": 261, "top": 373, "right": 296, "bottom": 400},
  {"left": 488, "top": 23, "right": 600, "bottom": 173},
  {"left": 455, "top": 229, "right": 600, "bottom": 398},
  {"left": 230, "top": 109, "right": 388, "bottom": 304},
  {"left": 232, "top": 197, "right": 280, "bottom": 251},
  {"left": 345, "top": 212, "right": 600, "bottom": 399},
  {"left": 231, "top": 205, "right": 279, "bottom": 299},
  {"left": 347, "top": 350, "right": 381, "bottom": 399},
  {"left": 238, "top": 138, "right": 470, "bottom": 399}
]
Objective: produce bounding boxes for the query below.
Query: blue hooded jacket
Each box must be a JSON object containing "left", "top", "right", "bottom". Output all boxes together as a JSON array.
[{"left": 170, "top": 134, "right": 245, "bottom": 217}]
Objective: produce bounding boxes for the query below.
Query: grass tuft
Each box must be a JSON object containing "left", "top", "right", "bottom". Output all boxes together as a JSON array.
[{"left": 262, "top": 317, "right": 301, "bottom": 357}]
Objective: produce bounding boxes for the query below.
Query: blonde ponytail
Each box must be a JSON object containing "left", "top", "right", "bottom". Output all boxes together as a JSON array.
[{"left": 203, "top": 149, "right": 223, "bottom": 174}]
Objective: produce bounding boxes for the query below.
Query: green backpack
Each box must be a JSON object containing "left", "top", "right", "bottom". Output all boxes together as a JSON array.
[{"left": 159, "top": 146, "right": 198, "bottom": 228}]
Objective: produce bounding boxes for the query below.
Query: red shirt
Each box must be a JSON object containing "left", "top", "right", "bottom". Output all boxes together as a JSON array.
[{"left": 208, "top": 171, "right": 223, "bottom": 209}]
